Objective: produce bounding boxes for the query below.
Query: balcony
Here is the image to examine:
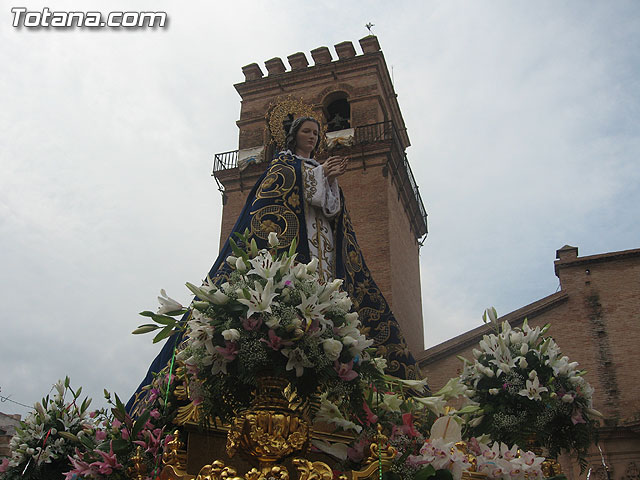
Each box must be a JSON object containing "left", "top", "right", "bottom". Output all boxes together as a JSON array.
[{"left": 212, "top": 121, "right": 428, "bottom": 244}]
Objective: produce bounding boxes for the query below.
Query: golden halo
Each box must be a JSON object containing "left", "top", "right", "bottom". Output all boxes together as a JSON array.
[{"left": 264, "top": 96, "right": 326, "bottom": 152}]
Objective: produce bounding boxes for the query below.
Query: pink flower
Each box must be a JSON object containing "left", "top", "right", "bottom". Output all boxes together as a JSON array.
[
  {"left": 90, "top": 441, "right": 123, "bottom": 475},
  {"left": 150, "top": 409, "right": 161, "bottom": 420},
  {"left": 95, "top": 430, "right": 107, "bottom": 442},
  {"left": 347, "top": 436, "right": 369, "bottom": 462},
  {"left": 133, "top": 427, "right": 166, "bottom": 456},
  {"left": 362, "top": 401, "right": 378, "bottom": 425},
  {"left": 571, "top": 408, "right": 586, "bottom": 425},
  {"left": 65, "top": 453, "right": 98, "bottom": 479},
  {"left": 216, "top": 341, "right": 239, "bottom": 361},
  {"left": 148, "top": 388, "right": 160, "bottom": 403},
  {"left": 0, "top": 458, "right": 9, "bottom": 473},
  {"left": 334, "top": 360, "right": 358, "bottom": 381},
  {"left": 260, "top": 329, "right": 291, "bottom": 351},
  {"left": 242, "top": 316, "right": 263, "bottom": 331},
  {"left": 89, "top": 410, "right": 97, "bottom": 419},
  {"left": 467, "top": 437, "right": 482, "bottom": 456},
  {"left": 401, "top": 413, "right": 420, "bottom": 438}
]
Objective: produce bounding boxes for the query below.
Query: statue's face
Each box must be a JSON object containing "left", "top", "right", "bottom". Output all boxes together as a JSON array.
[{"left": 295, "top": 120, "right": 319, "bottom": 157}]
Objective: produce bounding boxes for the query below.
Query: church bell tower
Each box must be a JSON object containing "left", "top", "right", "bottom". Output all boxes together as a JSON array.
[{"left": 213, "top": 35, "right": 428, "bottom": 355}]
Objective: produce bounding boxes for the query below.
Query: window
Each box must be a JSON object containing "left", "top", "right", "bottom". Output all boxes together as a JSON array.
[{"left": 324, "top": 93, "right": 350, "bottom": 132}]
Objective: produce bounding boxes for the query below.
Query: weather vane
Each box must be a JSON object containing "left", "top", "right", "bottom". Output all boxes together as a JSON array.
[{"left": 365, "top": 22, "right": 375, "bottom": 35}]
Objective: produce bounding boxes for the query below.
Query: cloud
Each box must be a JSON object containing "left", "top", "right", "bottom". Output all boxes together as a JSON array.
[{"left": 1, "top": 1, "right": 639, "bottom": 414}]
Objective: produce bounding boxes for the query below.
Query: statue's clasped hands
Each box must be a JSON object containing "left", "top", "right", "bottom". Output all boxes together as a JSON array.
[{"left": 322, "top": 156, "right": 348, "bottom": 182}]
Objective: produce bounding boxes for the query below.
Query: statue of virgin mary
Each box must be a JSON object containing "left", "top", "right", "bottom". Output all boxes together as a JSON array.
[{"left": 126, "top": 116, "right": 420, "bottom": 413}]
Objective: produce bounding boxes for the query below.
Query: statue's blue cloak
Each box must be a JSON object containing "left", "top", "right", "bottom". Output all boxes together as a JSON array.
[{"left": 126, "top": 152, "right": 419, "bottom": 414}]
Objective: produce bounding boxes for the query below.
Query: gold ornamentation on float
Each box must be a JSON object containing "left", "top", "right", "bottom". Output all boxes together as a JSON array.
[
  {"left": 175, "top": 400, "right": 201, "bottom": 425},
  {"left": 293, "top": 458, "right": 333, "bottom": 480},
  {"left": 195, "top": 460, "right": 244, "bottom": 480},
  {"left": 127, "top": 445, "right": 148, "bottom": 480},
  {"left": 363, "top": 424, "right": 397, "bottom": 466},
  {"left": 226, "top": 376, "right": 310, "bottom": 475},
  {"left": 162, "top": 429, "right": 188, "bottom": 473}
]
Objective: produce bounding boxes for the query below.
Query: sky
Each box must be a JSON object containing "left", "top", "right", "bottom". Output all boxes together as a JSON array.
[{"left": 1, "top": 1, "right": 639, "bottom": 416}]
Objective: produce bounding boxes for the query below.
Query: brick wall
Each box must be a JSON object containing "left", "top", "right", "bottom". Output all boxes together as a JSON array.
[{"left": 418, "top": 246, "right": 640, "bottom": 480}]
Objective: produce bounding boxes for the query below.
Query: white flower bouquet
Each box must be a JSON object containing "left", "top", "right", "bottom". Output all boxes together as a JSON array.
[
  {"left": 1, "top": 378, "right": 94, "bottom": 480},
  {"left": 458, "top": 308, "right": 601, "bottom": 466},
  {"left": 136, "top": 232, "right": 382, "bottom": 422}
]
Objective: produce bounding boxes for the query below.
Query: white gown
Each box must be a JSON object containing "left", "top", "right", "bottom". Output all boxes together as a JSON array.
[{"left": 295, "top": 153, "right": 341, "bottom": 283}]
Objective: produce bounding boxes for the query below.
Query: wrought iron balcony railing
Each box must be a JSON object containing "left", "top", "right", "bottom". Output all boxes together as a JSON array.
[{"left": 212, "top": 121, "right": 428, "bottom": 242}]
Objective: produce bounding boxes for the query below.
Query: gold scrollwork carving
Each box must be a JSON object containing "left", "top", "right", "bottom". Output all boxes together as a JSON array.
[
  {"left": 162, "top": 429, "right": 188, "bottom": 473},
  {"left": 195, "top": 460, "right": 243, "bottom": 480},
  {"left": 255, "top": 163, "right": 296, "bottom": 200},
  {"left": 250, "top": 205, "right": 299, "bottom": 248},
  {"left": 175, "top": 401, "right": 201, "bottom": 425},
  {"left": 293, "top": 458, "right": 333, "bottom": 480}
]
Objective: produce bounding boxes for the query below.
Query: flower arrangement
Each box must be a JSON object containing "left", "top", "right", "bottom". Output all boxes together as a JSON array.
[
  {"left": 312, "top": 376, "right": 471, "bottom": 479},
  {"left": 63, "top": 387, "right": 170, "bottom": 480},
  {"left": 136, "top": 231, "right": 383, "bottom": 423},
  {"left": 310, "top": 374, "right": 546, "bottom": 480},
  {"left": 0, "top": 378, "right": 94, "bottom": 480},
  {"left": 407, "top": 437, "right": 546, "bottom": 480},
  {"left": 467, "top": 439, "right": 545, "bottom": 480},
  {"left": 458, "top": 308, "right": 601, "bottom": 467},
  {"left": 0, "top": 373, "right": 178, "bottom": 480}
]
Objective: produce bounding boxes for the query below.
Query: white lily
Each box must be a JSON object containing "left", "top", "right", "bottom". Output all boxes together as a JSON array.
[
  {"left": 315, "top": 393, "right": 362, "bottom": 433},
  {"left": 247, "top": 251, "right": 282, "bottom": 279},
  {"left": 157, "top": 289, "right": 183, "bottom": 315},
  {"left": 306, "top": 257, "right": 318, "bottom": 274},
  {"left": 281, "top": 347, "right": 313, "bottom": 377},
  {"left": 296, "top": 291, "right": 330, "bottom": 325},
  {"left": 380, "top": 393, "right": 403, "bottom": 412},
  {"left": 268, "top": 231, "right": 279, "bottom": 247},
  {"left": 237, "top": 279, "right": 278, "bottom": 318},
  {"left": 394, "top": 377, "right": 430, "bottom": 392},
  {"left": 435, "top": 377, "right": 470, "bottom": 398},
  {"left": 317, "top": 278, "right": 343, "bottom": 303},
  {"left": 413, "top": 395, "right": 447, "bottom": 415},
  {"left": 372, "top": 357, "right": 387, "bottom": 374},
  {"left": 235, "top": 256, "right": 248, "bottom": 272},
  {"left": 343, "top": 331, "right": 374, "bottom": 356},
  {"left": 311, "top": 440, "right": 349, "bottom": 460},
  {"left": 518, "top": 375, "right": 548, "bottom": 401},
  {"left": 221, "top": 328, "right": 240, "bottom": 341}
]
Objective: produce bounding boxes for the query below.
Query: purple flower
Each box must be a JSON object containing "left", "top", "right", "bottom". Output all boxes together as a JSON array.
[
  {"left": 334, "top": 360, "right": 358, "bottom": 381},
  {"left": 216, "top": 341, "right": 239, "bottom": 361},
  {"left": 260, "top": 329, "right": 291, "bottom": 351},
  {"left": 242, "top": 316, "right": 263, "bottom": 331}
]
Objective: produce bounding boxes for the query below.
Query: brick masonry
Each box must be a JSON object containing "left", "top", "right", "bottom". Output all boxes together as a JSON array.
[{"left": 418, "top": 246, "right": 640, "bottom": 480}]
